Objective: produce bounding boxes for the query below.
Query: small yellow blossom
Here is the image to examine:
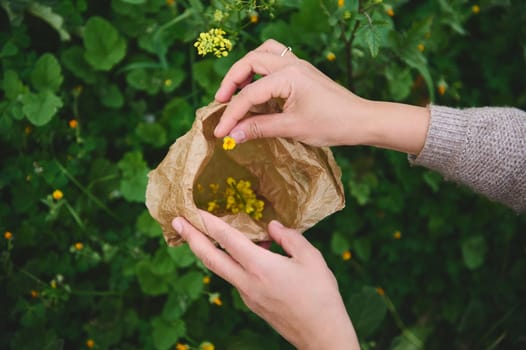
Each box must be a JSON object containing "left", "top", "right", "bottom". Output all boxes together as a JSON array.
[
  {"left": 4, "top": 231, "right": 13, "bottom": 240},
  {"left": 203, "top": 276, "right": 211, "bottom": 284},
  {"left": 30, "top": 290, "right": 39, "bottom": 298},
  {"left": 176, "top": 344, "right": 189, "bottom": 350},
  {"left": 24, "top": 126, "right": 32, "bottom": 135},
  {"left": 209, "top": 293, "right": 222, "bottom": 306},
  {"left": 386, "top": 6, "right": 394, "bottom": 17},
  {"left": 338, "top": 0, "right": 344, "bottom": 8},
  {"left": 393, "top": 231, "right": 402, "bottom": 239},
  {"left": 207, "top": 200, "right": 218, "bottom": 213},
  {"left": 69, "top": 119, "right": 78, "bottom": 129},
  {"left": 213, "top": 10, "right": 224, "bottom": 22},
  {"left": 417, "top": 43, "right": 425, "bottom": 52},
  {"left": 342, "top": 250, "right": 352, "bottom": 261},
  {"left": 52, "top": 189, "right": 64, "bottom": 200},
  {"left": 250, "top": 12, "right": 259, "bottom": 23},
  {"left": 166, "top": 0, "right": 175, "bottom": 6},
  {"left": 209, "top": 183, "right": 219, "bottom": 193},
  {"left": 326, "top": 52, "right": 336, "bottom": 61},
  {"left": 376, "top": 287, "right": 385, "bottom": 296},
  {"left": 437, "top": 81, "right": 447, "bottom": 96},
  {"left": 86, "top": 339, "right": 95, "bottom": 348},
  {"left": 164, "top": 79, "right": 172, "bottom": 87},
  {"left": 194, "top": 28, "right": 233, "bottom": 58},
  {"left": 200, "top": 342, "right": 215, "bottom": 350},
  {"left": 472, "top": 5, "right": 480, "bottom": 14},
  {"left": 223, "top": 136, "right": 236, "bottom": 150},
  {"left": 75, "top": 242, "right": 84, "bottom": 250},
  {"left": 50, "top": 280, "right": 57, "bottom": 289}
]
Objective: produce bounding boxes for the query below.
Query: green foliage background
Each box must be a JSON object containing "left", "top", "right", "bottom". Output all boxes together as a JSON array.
[{"left": 1, "top": 0, "right": 525, "bottom": 349}]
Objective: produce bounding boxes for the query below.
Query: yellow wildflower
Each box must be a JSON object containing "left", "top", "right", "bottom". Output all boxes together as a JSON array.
[
  {"left": 4, "top": 231, "right": 13, "bottom": 240},
  {"left": 50, "top": 280, "right": 57, "bottom": 289},
  {"left": 166, "top": 0, "right": 175, "bottom": 6},
  {"left": 52, "top": 189, "right": 64, "bottom": 200},
  {"left": 86, "top": 339, "right": 95, "bottom": 348},
  {"left": 338, "top": 0, "right": 344, "bottom": 8},
  {"left": 393, "top": 231, "right": 402, "bottom": 239},
  {"left": 386, "top": 6, "right": 394, "bottom": 17},
  {"left": 24, "top": 126, "right": 32, "bottom": 135},
  {"left": 207, "top": 200, "right": 218, "bottom": 213},
  {"left": 472, "top": 5, "right": 480, "bottom": 14},
  {"left": 213, "top": 10, "right": 224, "bottom": 22},
  {"left": 69, "top": 119, "right": 78, "bottom": 129},
  {"left": 209, "top": 293, "right": 222, "bottom": 306},
  {"left": 200, "top": 342, "right": 215, "bottom": 350},
  {"left": 250, "top": 13, "right": 259, "bottom": 24},
  {"left": 326, "top": 52, "right": 336, "bottom": 61},
  {"left": 437, "top": 81, "right": 447, "bottom": 96},
  {"left": 376, "top": 287, "right": 385, "bottom": 296},
  {"left": 194, "top": 28, "right": 233, "bottom": 58},
  {"left": 342, "top": 250, "right": 352, "bottom": 261},
  {"left": 223, "top": 136, "right": 236, "bottom": 150},
  {"left": 209, "top": 183, "right": 219, "bottom": 193},
  {"left": 164, "top": 79, "right": 172, "bottom": 87},
  {"left": 75, "top": 242, "right": 84, "bottom": 250},
  {"left": 176, "top": 344, "right": 189, "bottom": 350},
  {"left": 30, "top": 290, "right": 39, "bottom": 298},
  {"left": 203, "top": 276, "right": 211, "bottom": 284},
  {"left": 417, "top": 43, "right": 425, "bottom": 52}
]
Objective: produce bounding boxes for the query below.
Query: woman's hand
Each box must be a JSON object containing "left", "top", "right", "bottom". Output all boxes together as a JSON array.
[
  {"left": 214, "top": 39, "right": 430, "bottom": 154},
  {"left": 172, "top": 211, "right": 360, "bottom": 350}
]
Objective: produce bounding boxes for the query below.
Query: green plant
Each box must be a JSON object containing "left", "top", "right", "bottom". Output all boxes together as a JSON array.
[{"left": 1, "top": 0, "right": 525, "bottom": 349}]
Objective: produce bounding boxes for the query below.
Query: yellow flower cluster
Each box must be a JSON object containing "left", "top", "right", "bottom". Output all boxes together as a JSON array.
[
  {"left": 204, "top": 177, "right": 265, "bottom": 220},
  {"left": 194, "top": 28, "right": 233, "bottom": 58}
]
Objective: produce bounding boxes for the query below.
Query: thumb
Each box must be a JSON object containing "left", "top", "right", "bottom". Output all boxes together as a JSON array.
[
  {"left": 267, "top": 220, "right": 312, "bottom": 259},
  {"left": 229, "top": 113, "right": 293, "bottom": 143}
]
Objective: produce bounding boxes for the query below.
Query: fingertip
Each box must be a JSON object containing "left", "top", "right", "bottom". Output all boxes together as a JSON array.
[{"left": 172, "top": 218, "right": 184, "bottom": 235}]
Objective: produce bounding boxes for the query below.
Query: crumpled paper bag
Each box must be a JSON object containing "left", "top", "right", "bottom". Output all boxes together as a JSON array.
[{"left": 145, "top": 100, "right": 345, "bottom": 246}]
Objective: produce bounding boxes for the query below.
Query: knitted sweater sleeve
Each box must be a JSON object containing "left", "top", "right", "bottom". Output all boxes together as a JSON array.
[{"left": 408, "top": 105, "right": 526, "bottom": 213}]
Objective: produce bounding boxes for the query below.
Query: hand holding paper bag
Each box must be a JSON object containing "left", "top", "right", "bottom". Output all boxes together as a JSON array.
[{"left": 145, "top": 100, "right": 345, "bottom": 246}]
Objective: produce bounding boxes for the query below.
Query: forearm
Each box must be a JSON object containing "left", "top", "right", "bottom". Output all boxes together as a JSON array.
[{"left": 359, "top": 100, "right": 430, "bottom": 155}]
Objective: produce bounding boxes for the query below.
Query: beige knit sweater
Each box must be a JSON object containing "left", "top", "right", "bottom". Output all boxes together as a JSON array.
[{"left": 409, "top": 105, "right": 526, "bottom": 213}]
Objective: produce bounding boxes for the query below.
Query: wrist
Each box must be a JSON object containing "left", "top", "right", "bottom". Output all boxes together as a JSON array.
[{"left": 359, "top": 100, "right": 430, "bottom": 155}]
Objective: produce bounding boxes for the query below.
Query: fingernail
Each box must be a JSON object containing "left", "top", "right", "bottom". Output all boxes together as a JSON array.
[
  {"left": 270, "top": 220, "right": 284, "bottom": 229},
  {"left": 172, "top": 218, "right": 183, "bottom": 235},
  {"left": 230, "top": 129, "right": 246, "bottom": 143}
]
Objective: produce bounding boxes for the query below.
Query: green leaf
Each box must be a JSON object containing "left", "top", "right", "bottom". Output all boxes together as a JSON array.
[
  {"left": 100, "top": 83, "right": 124, "bottom": 108},
  {"left": 122, "top": 0, "right": 146, "bottom": 3},
  {"left": 27, "top": 3, "right": 71, "bottom": 41},
  {"left": 22, "top": 91, "right": 63, "bottom": 126},
  {"left": 136, "top": 122, "right": 167, "bottom": 147},
  {"left": 330, "top": 231, "right": 350, "bottom": 255},
  {"left": 167, "top": 244, "right": 196, "bottom": 268},
  {"left": 175, "top": 271, "right": 204, "bottom": 300},
  {"left": 136, "top": 210, "right": 163, "bottom": 238},
  {"left": 347, "top": 286, "right": 387, "bottom": 339},
  {"left": 31, "top": 53, "right": 63, "bottom": 92},
  {"left": 353, "top": 238, "right": 371, "bottom": 262},
  {"left": 423, "top": 171, "right": 442, "bottom": 193},
  {"left": 151, "top": 248, "right": 176, "bottom": 275},
  {"left": 118, "top": 151, "right": 150, "bottom": 202},
  {"left": 363, "top": 23, "right": 380, "bottom": 57},
  {"left": 61, "top": 46, "right": 97, "bottom": 84},
  {"left": 385, "top": 66, "right": 413, "bottom": 101},
  {"left": 162, "top": 293, "right": 190, "bottom": 321},
  {"left": 135, "top": 260, "right": 170, "bottom": 295},
  {"left": 3, "top": 70, "right": 26, "bottom": 100},
  {"left": 83, "top": 16, "right": 127, "bottom": 71},
  {"left": 462, "top": 236, "right": 487, "bottom": 270},
  {"left": 151, "top": 317, "right": 186, "bottom": 350}
]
